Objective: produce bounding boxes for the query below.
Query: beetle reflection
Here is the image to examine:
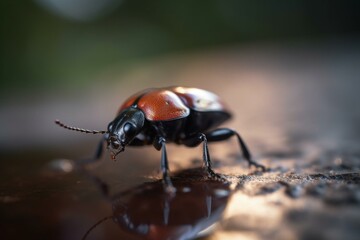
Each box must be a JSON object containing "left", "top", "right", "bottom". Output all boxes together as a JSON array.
[{"left": 82, "top": 168, "right": 233, "bottom": 240}]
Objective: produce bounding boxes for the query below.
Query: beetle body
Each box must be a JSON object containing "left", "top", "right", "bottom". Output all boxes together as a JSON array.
[
  {"left": 56, "top": 86, "right": 265, "bottom": 193},
  {"left": 108, "top": 87, "right": 230, "bottom": 150}
]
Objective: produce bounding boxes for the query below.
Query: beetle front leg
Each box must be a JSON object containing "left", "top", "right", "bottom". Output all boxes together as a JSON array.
[
  {"left": 182, "top": 133, "right": 223, "bottom": 179},
  {"left": 73, "top": 138, "right": 111, "bottom": 196},
  {"left": 77, "top": 138, "right": 106, "bottom": 165},
  {"left": 205, "top": 128, "right": 266, "bottom": 171},
  {"left": 153, "top": 137, "right": 176, "bottom": 193}
]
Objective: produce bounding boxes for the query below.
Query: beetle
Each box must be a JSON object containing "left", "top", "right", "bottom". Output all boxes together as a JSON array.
[{"left": 55, "top": 86, "right": 266, "bottom": 192}]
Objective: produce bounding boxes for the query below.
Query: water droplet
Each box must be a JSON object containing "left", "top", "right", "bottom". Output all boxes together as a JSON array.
[
  {"left": 214, "top": 189, "right": 229, "bottom": 197},
  {"left": 49, "top": 159, "right": 74, "bottom": 173}
]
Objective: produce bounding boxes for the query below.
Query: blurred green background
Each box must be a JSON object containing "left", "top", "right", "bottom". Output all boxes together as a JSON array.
[
  {"left": 1, "top": 0, "right": 360, "bottom": 152},
  {"left": 1, "top": 0, "right": 359, "bottom": 95}
]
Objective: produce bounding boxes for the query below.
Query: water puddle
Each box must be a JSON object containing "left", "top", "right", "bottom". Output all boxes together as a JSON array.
[{"left": 80, "top": 167, "right": 233, "bottom": 240}]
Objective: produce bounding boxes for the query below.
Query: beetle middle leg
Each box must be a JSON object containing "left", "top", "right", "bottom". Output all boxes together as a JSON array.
[
  {"left": 205, "top": 128, "right": 266, "bottom": 171},
  {"left": 154, "top": 136, "right": 176, "bottom": 193}
]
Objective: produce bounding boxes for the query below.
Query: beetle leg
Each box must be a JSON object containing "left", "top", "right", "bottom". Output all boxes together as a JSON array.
[
  {"left": 154, "top": 137, "right": 176, "bottom": 194},
  {"left": 200, "top": 134, "right": 224, "bottom": 179},
  {"left": 205, "top": 128, "right": 266, "bottom": 171},
  {"left": 77, "top": 138, "right": 106, "bottom": 165},
  {"left": 74, "top": 138, "right": 110, "bottom": 197},
  {"left": 182, "top": 133, "right": 223, "bottom": 179}
]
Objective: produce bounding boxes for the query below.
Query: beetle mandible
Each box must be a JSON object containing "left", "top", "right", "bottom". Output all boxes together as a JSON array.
[{"left": 55, "top": 86, "right": 266, "bottom": 192}]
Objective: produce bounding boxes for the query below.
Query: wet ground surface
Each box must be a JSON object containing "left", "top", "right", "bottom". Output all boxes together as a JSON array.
[{"left": 1, "top": 42, "right": 360, "bottom": 240}]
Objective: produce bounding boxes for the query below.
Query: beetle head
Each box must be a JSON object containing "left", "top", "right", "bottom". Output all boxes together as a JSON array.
[{"left": 106, "top": 108, "right": 145, "bottom": 159}]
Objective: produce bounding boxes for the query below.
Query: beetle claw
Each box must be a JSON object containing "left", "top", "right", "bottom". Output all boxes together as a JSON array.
[
  {"left": 206, "top": 168, "right": 226, "bottom": 181},
  {"left": 248, "top": 161, "right": 267, "bottom": 172}
]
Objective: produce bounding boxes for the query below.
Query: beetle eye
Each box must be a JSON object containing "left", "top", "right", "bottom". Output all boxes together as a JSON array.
[
  {"left": 123, "top": 122, "right": 136, "bottom": 135},
  {"left": 107, "top": 123, "right": 113, "bottom": 132}
]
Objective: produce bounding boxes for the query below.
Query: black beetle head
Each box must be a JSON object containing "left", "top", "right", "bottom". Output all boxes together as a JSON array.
[{"left": 106, "top": 108, "right": 145, "bottom": 159}]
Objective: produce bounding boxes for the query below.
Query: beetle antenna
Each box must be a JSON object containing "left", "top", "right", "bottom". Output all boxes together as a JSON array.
[{"left": 55, "top": 119, "right": 108, "bottom": 134}]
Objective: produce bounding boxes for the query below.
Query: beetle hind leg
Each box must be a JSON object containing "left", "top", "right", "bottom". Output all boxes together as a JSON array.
[{"left": 205, "top": 128, "right": 267, "bottom": 172}]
